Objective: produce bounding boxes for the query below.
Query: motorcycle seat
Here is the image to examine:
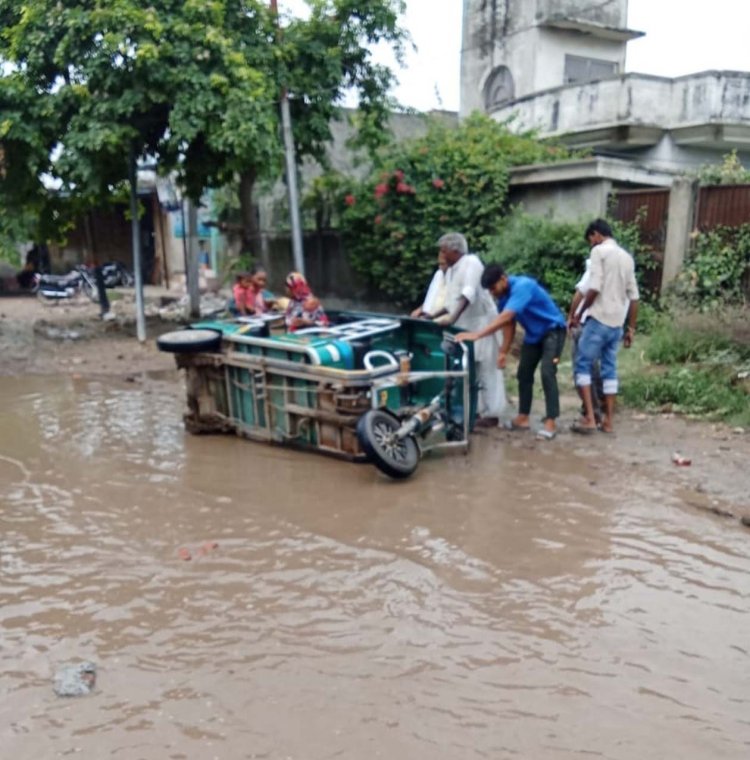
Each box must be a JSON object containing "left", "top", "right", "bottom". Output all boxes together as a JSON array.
[{"left": 41, "top": 272, "right": 80, "bottom": 286}]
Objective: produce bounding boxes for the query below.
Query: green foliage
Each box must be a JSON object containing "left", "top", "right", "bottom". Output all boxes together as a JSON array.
[
  {"left": 670, "top": 224, "right": 750, "bottom": 307},
  {"left": 693, "top": 150, "right": 750, "bottom": 186},
  {"left": 621, "top": 367, "right": 750, "bottom": 424},
  {"left": 634, "top": 301, "right": 660, "bottom": 335},
  {"left": 486, "top": 212, "right": 586, "bottom": 306},
  {"left": 0, "top": 0, "right": 407, "bottom": 248},
  {"left": 0, "top": 235, "right": 21, "bottom": 267},
  {"left": 620, "top": 311, "right": 750, "bottom": 425},
  {"left": 0, "top": 0, "right": 283, "bottom": 200},
  {"left": 338, "top": 113, "right": 574, "bottom": 305},
  {"left": 645, "top": 320, "right": 736, "bottom": 365},
  {"left": 283, "top": 1, "right": 406, "bottom": 162},
  {"left": 486, "top": 210, "right": 653, "bottom": 308}
]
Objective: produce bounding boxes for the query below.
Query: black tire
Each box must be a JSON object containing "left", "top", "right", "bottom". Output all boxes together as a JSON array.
[
  {"left": 356, "top": 409, "right": 420, "bottom": 479},
  {"left": 156, "top": 329, "right": 222, "bottom": 354},
  {"left": 82, "top": 279, "right": 99, "bottom": 303}
]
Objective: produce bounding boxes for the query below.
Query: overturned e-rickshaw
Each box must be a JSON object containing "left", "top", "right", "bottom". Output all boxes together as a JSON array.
[{"left": 157, "top": 311, "right": 477, "bottom": 479}]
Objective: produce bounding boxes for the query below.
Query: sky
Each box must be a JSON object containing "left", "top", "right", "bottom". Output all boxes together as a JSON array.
[{"left": 280, "top": 0, "right": 750, "bottom": 113}]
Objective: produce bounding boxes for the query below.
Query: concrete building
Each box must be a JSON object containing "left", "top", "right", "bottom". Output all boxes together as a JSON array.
[
  {"left": 461, "top": 0, "right": 750, "bottom": 291},
  {"left": 461, "top": 0, "right": 750, "bottom": 172}
]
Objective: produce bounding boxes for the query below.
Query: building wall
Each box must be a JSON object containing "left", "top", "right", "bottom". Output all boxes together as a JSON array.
[
  {"left": 461, "top": 0, "right": 630, "bottom": 115},
  {"left": 537, "top": 0, "right": 628, "bottom": 28},
  {"left": 489, "top": 72, "right": 750, "bottom": 139},
  {"left": 535, "top": 28, "right": 625, "bottom": 91},
  {"left": 509, "top": 179, "right": 612, "bottom": 221}
]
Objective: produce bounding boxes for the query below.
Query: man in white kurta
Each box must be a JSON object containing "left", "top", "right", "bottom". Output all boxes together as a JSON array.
[{"left": 433, "top": 232, "right": 506, "bottom": 426}]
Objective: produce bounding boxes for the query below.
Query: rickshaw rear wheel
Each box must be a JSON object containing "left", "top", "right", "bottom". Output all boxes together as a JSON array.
[{"left": 356, "top": 409, "right": 420, "bottom": 479}]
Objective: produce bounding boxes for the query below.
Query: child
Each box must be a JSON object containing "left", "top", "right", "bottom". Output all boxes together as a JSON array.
[
  {"left": 231, "top": 265, "right": 271, "bottom": 316},
  {"left": 284, "top": 272, "right": 329, "bottom": 332}
]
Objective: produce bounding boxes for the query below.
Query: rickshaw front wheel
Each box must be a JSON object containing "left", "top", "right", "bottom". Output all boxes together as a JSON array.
[{"left": 356, "top": 409, "right": 420, "bottom": 479}]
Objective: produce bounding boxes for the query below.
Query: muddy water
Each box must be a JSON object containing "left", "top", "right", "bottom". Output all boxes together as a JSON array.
[{"left": 1, "top": 374, "right": 749, "bottom": 760}]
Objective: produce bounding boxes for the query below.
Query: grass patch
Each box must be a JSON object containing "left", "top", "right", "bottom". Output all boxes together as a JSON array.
[{"left": 619, "top": 308, "right": 750, "bottom": 426}]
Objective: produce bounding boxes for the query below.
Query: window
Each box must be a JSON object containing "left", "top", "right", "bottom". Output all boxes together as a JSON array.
[
  {"left": 484, "top": 66, "right": 515, "bottom": 111},
  {"left": 564, "top": 54, "right": 617, "bottom": 85}
]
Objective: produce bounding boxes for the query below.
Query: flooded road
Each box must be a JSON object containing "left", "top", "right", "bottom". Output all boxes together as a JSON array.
[{"left": 1, "top": 374, "right": 749, "bottom": 759}]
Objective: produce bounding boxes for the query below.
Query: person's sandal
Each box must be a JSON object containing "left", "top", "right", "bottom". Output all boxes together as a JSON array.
[
  {"left": 570, "top": 420, "right": 597, "bottom": 435},
  {"left": 502, "top": 420, "right": 530, "bottom": 431},
  {"left": 536, "top": 429, "right": 557, "bottom": 440}
]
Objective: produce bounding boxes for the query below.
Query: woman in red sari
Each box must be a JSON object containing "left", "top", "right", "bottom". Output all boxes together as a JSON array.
[{"left": 284, "top": 272, "right": 329, "bottom": 332}]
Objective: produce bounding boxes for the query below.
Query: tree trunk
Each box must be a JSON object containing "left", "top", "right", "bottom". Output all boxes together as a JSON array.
[{"left": 239, "top": 168, "right": 260, "bottom": 256}]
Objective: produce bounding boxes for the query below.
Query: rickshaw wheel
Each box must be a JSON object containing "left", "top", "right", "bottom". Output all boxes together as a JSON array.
[
  {"left": 157, "top": 329, "right": 222, "bottom": 354},
  {"left": 356, "top": 409, "right": 420, "bottom": 479}
]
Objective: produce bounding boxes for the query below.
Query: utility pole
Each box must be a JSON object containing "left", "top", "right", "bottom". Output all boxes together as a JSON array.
[
  {"left": 185, "top": 198, "right": 201, "bottom": 319},
  {"left": 270, "top": 0, "right": 305, "bottom": 277},
  {"left": 128, "top": 150, "right": 147, "bottom": 343}
]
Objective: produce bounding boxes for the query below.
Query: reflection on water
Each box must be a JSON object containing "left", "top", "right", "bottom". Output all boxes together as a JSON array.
[{"left": 1, "top": 375, "right": 749, "bottom": 759}]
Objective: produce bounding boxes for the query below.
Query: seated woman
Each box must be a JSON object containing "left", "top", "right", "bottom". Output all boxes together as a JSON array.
[
  {"left": 230, "top": 265, "right": 272, "bottom": 316},
  {"left": 284, "top": 272, "right": 329, "bottom": 332}
]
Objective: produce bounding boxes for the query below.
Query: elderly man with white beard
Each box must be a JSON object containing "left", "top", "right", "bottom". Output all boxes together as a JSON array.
[{"left": 429, "top": 232, "right": 506, "bottom": 427}]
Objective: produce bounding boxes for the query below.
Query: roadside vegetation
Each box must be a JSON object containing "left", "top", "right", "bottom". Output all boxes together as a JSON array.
[
  {"left": 335, "top": 114, "right": 578, "bottom": 305},
  {"left": 619, "top": 310, "right": 750, "bottom": 427},
  {"left": 622, "top": 216, "right": 750, "bottom": 427}
]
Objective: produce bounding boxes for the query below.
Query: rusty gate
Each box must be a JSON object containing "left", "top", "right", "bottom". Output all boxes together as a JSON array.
[
  {"left": 609, "top": 188, "right": 670, "bottom": 294},
  {"left": 695, "top": 185, "right": 750, "bottom": 230}
]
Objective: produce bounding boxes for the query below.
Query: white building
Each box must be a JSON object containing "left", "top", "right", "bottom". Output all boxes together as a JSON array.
[{"left": 461, "top": 0, "right": 750, "bottom": 173}]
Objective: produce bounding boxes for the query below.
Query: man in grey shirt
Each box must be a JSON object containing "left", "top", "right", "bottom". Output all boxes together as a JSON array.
[{"left": 571, "top": 219, "right": 639, "bottom": 434}]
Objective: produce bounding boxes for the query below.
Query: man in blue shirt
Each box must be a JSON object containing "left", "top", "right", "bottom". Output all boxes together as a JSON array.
[{"left": 456, "top": 263, "right": 567, "bottom": 439}]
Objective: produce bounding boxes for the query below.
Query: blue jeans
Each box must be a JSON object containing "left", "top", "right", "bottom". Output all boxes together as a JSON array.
[{"left": 574, "top": 318, "right": 623, "bottom": 395}]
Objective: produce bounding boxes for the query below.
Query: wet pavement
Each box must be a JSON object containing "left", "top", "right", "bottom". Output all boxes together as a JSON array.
[{"left": 1, "top": 374, "right": 749, "bottom": 759}]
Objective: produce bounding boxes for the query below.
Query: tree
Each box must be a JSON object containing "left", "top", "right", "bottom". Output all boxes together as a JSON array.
[
  {"left": 338, "top": 113, "right": 575, "bottom": 305},
  {"left": 0, "top": 0, "right": 406, "bottom": 253},
  {"left": 0, "top": 69, "right": 72, "bottom": 253}
]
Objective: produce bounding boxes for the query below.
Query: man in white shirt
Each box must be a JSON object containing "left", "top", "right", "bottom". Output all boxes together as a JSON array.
[
  {"left": 429, "top": 232, "right": 506, "bottom": 427},
  {"left": 571, "top": 219, "right": 639, "bottom": 435}
]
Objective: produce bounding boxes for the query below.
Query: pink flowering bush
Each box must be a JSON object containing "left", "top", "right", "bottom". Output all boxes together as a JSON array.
[{"left": 339, "top": 113, "right": 573, "bottom": 305}]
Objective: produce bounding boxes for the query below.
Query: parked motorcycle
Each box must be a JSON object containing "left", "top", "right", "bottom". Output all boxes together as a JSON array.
[
  {"left": 100, "top": 261, "right": 134, "bottom": 288},
  {"left": 33, "top": 265, "right": 100, "bottom": 303},
  {"left": 33, "top": 262, "right": 134, "bottom": 303}
]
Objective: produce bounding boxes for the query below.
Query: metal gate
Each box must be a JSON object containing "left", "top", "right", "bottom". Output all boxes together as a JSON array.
[
  {"left": 609, "top": 188, "right": 670, "bottom": 294},
  {"left": 695, "top": 185, "right": 750, "bottom": 230}
]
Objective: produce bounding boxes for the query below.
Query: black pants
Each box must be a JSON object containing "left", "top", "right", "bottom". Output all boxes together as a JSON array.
[{"left": 517, "top": 327, "right": 566, "bottom": 420}]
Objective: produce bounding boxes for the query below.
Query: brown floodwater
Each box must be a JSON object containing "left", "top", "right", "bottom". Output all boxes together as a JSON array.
[{"left": 1, "top": 374, "right": 749, "bottom": 759}]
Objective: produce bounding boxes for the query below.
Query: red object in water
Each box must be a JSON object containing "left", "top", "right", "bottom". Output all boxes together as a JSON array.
[{"left": 671, "top": 452, "right": 692, "bottom": 466}]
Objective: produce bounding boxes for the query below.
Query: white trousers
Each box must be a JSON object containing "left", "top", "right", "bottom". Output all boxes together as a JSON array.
[{"left": 475, "top": 334, "right": 506, "bottom": 418}]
